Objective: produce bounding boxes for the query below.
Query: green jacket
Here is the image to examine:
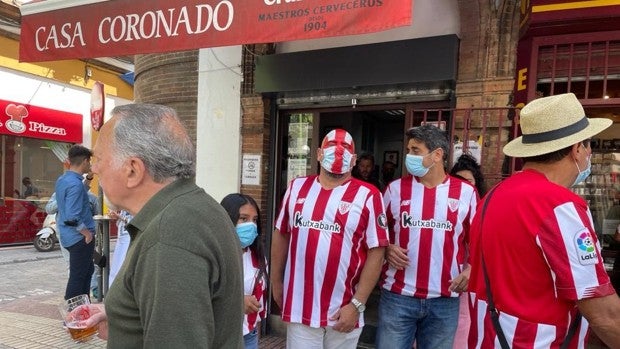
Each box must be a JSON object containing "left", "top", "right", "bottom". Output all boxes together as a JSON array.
[{"left": 105, "top": 178, "right": 243, "bottom": 349}]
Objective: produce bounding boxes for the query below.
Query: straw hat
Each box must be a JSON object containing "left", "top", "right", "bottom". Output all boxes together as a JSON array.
[{"left": 503, "top": 93, "right": 612, "bottom": 157}]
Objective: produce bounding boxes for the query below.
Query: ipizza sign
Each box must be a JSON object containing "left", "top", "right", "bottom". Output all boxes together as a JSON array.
[{"left": 0, "top": 99, "right": 83, "bottom": 143}]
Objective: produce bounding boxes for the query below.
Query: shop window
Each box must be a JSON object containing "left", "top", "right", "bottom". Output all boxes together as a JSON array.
[
  {"left": 536, "top": 38, "right": 620, "bottom": 100},
  {"left": 0, "top": 136, "right": 67, "bottom": 246},
  {"left": 284, "top": 113, "right": 314, "bottom": 187}
]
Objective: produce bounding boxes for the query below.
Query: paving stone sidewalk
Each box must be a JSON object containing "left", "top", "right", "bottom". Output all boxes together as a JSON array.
[{"left": 0, "top": 245, "right": 285, "bottom": 349}]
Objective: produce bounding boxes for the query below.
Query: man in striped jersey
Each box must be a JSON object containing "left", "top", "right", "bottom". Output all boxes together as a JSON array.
[
  {"left": 376, "top": 124, "right": 478, "bottom": 349},
  {"left": 468, "top": 93, "right": 620, "bottom": 348},
  {"left": 271, "top": 128, "right": 389, "bottom": 348}
]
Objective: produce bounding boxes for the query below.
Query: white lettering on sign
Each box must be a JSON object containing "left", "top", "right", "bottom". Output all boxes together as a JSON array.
[
  {"left": 98, "top": 2, "right": 234, "bottom": 44},
  {"left": 28, "top": 121, "right": 67, "bottom": 136},
  {"left": 35, "top": 22, "right": 85, "bottom": 51},
  {"left": 264, "top": 0, "right": 303, "bottom": 5},
  {"left": 32, "top": 1, "right": 234, "bottom": 53}
]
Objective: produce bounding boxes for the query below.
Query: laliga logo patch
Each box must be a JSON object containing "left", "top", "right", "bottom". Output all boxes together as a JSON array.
[
  {"left": 447, "top": 198, "right": 460, "bottom": 212},
  {"left": 377, "top": 213, "right": 387, "bottom": 229},
  {"left": 338, "top": 202, "right": 352, "bottom": 215},
  {"left": 574, "top": 229, "right": 598, "bottom": 265}
]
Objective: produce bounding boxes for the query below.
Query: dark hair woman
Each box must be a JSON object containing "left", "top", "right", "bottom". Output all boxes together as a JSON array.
[
  {"left": 450, "top": 154, "right": 486, "bottom": 196},
  {"left": 220, "top": 193, "right": 267, "bottom": 349}
]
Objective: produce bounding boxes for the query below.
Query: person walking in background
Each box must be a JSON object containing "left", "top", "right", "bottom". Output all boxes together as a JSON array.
[
  {"left": 107, "top": 210, "right": 132, "bottom": 286},
  {"left": 468, "top": 93, "right": 620, "bottom": 348},
  {"left": 271, "top": 129, "right": 388, "bottom": 348},
  {"left": 79, "top": 103, "right": 244, "bottom": 348},
  {"left": 220, "top": 193, "right": 267, "bottom": 349},
  {"left": 376, "top": 125, "right": 478, "bottom": 349},
  {"left": 449, "top": 154, "right": 484, "bottom": 349},
  {"left": 55, "top": 145, "right": 96, "bottom": 301}
]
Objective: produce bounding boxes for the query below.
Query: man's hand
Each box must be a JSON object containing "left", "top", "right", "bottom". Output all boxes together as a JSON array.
[
  {"left": 81, "top": 229, "right": 93, "bottom": 244},
  {"left": 386, "top": 244, "right": 409, "bottom": 270},
  {"left": 449, "top": 265, "right": 471, "bottom": 293},
  {"left": 330, "top": 303, "right": 359, "bottom": 333},
  {"left": 73, "top": 303, "right": 108, "bottom": 340},
  {"left": 244, "top": 295, "right": 261, "bottom": 314}
]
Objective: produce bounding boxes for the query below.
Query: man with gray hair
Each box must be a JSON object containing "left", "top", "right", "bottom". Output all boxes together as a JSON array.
[{"left": 80, "top": 104, "right": 244, "bottom": 348}]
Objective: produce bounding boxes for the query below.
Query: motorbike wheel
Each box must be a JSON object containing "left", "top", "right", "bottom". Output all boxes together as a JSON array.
[{"left": 34, "top": 235, "right": 56, "bottom": 252}]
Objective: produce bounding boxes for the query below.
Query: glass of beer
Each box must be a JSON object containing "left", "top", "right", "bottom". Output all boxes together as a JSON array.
[{"left": 58, "top": 294, "right": 97, "bottom": 342}]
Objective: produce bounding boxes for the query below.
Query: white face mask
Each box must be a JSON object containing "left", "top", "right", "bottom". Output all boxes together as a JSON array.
[
  {"left": 572, "top": 153, "right": 592, "bottom": 187},
  {"left": 405, "top": 151, "right": 435, "bottom": 177},
  {"left": 320, "top": 146, "right": 354, "bottom": 174}
]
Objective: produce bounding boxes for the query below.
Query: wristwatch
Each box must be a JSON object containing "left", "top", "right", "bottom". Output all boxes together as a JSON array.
[{"left": 351, "top": 298, "right": 366, "bottom": 313}]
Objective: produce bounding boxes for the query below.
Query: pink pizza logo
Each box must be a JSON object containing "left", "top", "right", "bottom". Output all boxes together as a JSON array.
[{"left": 4, "top": 103, "right": 28, "bottom": 133}]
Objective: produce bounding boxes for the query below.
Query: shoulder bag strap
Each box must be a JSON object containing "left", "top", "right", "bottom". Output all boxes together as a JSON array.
[{"left": 479, "top": 186, "right": 511, "bottom": 349}]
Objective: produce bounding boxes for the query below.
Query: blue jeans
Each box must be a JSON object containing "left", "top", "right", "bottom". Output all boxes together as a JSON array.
[
  {"left": 64, "top": 238, "right": 95, "bottom": 300},
  {"left": 244, "top": 328, "right": 258, "bottom": 349},
  {"left": 376, "top": 289, "right": 459, "bottom": 349}
]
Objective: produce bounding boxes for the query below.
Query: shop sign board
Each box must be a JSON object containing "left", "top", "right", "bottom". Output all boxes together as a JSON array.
[
  {"left": 242, "top": 154, "right": 261, "bottom": 186},
  {"left": 0, "top": 98, "right": 83, "bottom": 143},
  {"left": 20, "top": 0, "right": 413, "bottom": 62},
  {"left": 90, "top": 81, "right": 105, "bottom": 131}
]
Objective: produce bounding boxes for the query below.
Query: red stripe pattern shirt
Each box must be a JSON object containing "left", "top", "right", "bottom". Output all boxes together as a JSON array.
[
  {"left": 381, "top": 175, "right": 478, "bottom": 298},
  {"left": 242, "top": 249, "right": 266, "bottom": 335},
  {"left": 468, "top": 170, "right": 615, "bottom": 348},
  {"left": 274, "top": 175, "right": 389, "bottom": 328}
]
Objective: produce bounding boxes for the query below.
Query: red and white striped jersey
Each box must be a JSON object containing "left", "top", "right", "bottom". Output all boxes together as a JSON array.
[
  {"left": 242, "top": 249, "right": 266, "bottom": 335},
  {"left": 468, "top": 169, "right": 615, "bottom": 348},
  {"left": 274, "top": 175, "right": 389, "bottom": 328},
  {"left": 381, "top": 175, "right": 478, "bottom": 298}
]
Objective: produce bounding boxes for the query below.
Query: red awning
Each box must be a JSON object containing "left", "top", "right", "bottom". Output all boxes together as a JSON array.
[
  {"left": 0, "top": 99, "right": 83, "bottom": 143},
  {"left": 19, "top": 0, "right": 413, "bottom": 62}
]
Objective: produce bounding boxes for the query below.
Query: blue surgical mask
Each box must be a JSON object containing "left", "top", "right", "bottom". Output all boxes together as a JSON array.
[
  {"left": 236, "top": 222, "right": 258, "bottom": 248},
  {"left": 572, "top": 153, "right": 592, "bottom": 187},
  {"left": 321, "top": 146, "right": 354, "bottom": 174},
  {"left": 405, "top": 153, "right": 433, "bottom": 177}
]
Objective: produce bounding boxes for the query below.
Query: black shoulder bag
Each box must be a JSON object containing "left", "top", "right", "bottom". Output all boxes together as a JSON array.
[{"left": 479, "top": 185, "right": 582, "bottom": 349}]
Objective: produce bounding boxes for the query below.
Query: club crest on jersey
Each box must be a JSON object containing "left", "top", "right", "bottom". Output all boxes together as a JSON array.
[
  {"left": 338, "top": 201, "right": 352, "bottom": 214},
  {"left": 447, "top": 198, "right": 460, "bottom": 212},
  {"left": 574, "top": 229, "right": 598, "bottom": 265},
  {"left": 377, "top": 213, "right": 388, "bottom": 229},
  {"left": 296, "top": 198, "right": 306, "bottom": 204}
]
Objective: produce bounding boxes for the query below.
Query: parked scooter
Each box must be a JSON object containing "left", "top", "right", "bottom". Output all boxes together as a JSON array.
[{"left": 34, "top": 213, "right": 58, "bottom": 252}]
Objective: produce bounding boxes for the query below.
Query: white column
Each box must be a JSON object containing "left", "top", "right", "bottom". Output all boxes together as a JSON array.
[{"left": 196, "top": 46, "right": 243, "bottom": 202}]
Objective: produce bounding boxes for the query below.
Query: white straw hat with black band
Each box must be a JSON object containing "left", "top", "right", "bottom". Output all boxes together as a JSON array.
[{"left": 503, "top": 93, "right": 613, "bottom": 158}]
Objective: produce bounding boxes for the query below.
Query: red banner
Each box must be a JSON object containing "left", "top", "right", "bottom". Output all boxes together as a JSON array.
[
  {"left": 0, "top": 99, "right": 83, "bottom": 143},
  {"left": 20, "top": 0, "right": 413, "bottom": 62}
]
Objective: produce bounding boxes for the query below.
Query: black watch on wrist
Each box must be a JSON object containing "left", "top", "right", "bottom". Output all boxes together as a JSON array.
[{"left": 351, "top": 298, "right": 366, "bottom": 313}]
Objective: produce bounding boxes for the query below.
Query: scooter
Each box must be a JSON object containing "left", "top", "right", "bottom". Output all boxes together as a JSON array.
[{"left": 34, "top": 213, "right": 58, "bottom": 252}]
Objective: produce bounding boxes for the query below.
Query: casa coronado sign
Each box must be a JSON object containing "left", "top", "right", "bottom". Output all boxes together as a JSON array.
[{"left": 19, "top": 0, "right": 413, "bottom": 62}]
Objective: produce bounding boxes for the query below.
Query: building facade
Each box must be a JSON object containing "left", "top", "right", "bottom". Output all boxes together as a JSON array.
[{"left": 0, "top": 0, "right": 133, "bottom": 246}]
